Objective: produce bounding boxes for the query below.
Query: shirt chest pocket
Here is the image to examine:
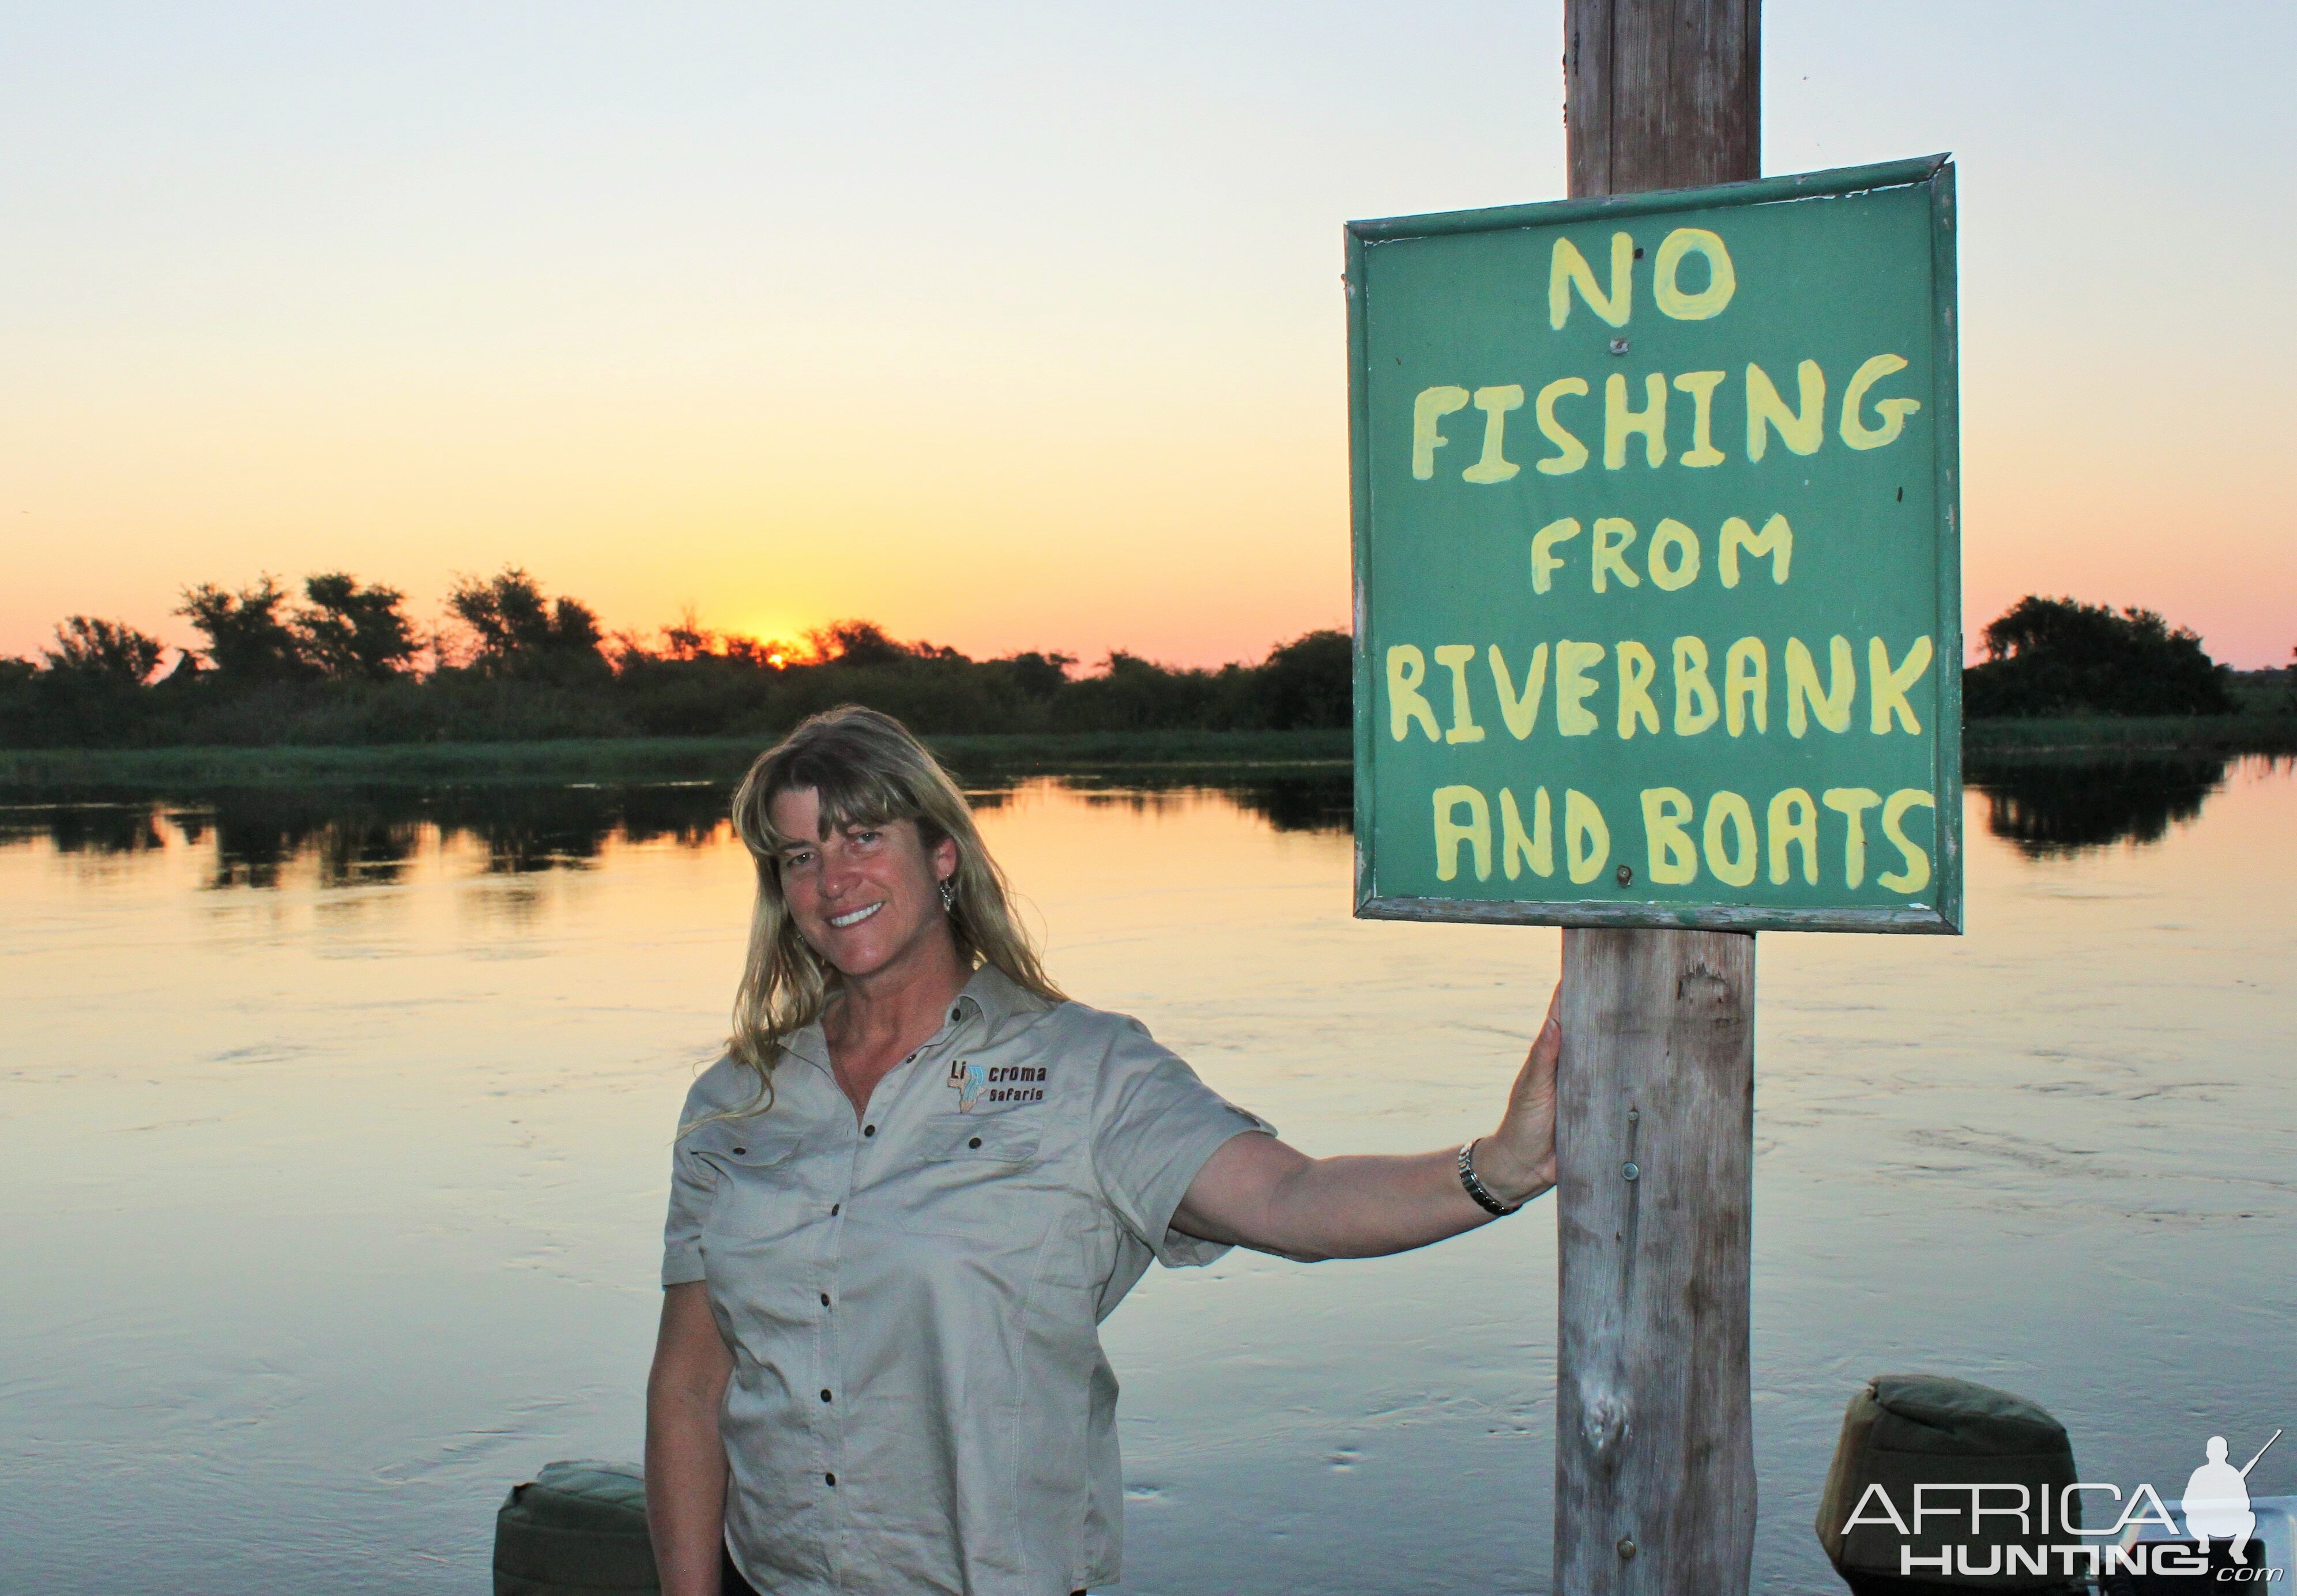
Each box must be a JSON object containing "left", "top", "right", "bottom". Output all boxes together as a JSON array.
[
  {"left": 694, "top": 1131, "right": 811, "bottom": 1247},
  {"left": 897, "top": 1115, "right": 1047, "bottom": 1241}
]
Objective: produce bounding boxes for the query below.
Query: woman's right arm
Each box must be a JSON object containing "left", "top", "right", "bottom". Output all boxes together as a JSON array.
[{"left": 646, "top": 1281, "right": 734, "bottom": 1596}]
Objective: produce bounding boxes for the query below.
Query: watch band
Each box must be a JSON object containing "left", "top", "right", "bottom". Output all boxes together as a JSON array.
[{"left": 1458, "top": 1138, "right": 1521, "bottom": 1217}]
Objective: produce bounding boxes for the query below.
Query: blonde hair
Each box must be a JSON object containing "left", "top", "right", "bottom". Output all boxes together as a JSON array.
[{"left": 719, "top": 705, "right": 1061, "bottom": 1118}]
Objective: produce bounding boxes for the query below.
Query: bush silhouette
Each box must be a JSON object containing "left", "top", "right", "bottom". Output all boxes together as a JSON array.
[
  {"left": 1, "top": 565, "right": 1358, "bottom": 750},
  {"left": 1964, "top": 596, "right": 2235, "bottom": 718}
]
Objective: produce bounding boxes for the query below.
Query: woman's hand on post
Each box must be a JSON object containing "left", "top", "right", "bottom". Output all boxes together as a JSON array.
[
  {"left": 1473, "top": 982, "right": 1561, "bottom": 1208},
  {"left": 1170, "top": 978, "right": 1563, "bottom": 1259}
]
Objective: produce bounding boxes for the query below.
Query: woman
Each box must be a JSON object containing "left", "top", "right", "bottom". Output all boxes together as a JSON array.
[{"left": 646, "top": 706, "right": 1559, "bottom": 1596}]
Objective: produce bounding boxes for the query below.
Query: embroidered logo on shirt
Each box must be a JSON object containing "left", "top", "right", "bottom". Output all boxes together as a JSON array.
[
  {"left": 950, "top": 1060, "right": 988, "bottom": 1113},
  {"left": 947, "top": 1060, "right": 1046, "bottom": 1111}
]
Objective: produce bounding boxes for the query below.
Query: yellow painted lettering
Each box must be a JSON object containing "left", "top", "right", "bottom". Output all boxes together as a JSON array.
[
  {"left": 1673, "top": 370, "right": 1727, "bottom": 466},
  {"left": 1616, "top": 640, "right": 1659, "bottom": 738},
  {"left": 1605, "top": 372, "right": 1668, "bottom": 469},
  {"left": 1641, "top": 787, "right": 1697, "bottom": 885},
  {"left": 1652, "top": 228, "right": 1735, "bottom": 320},
  {"left": 1385, "top": 644, "right": 1441, "bottom": 742},
  {"left": 1745, "top": 360, "right": 1825, "bottom": 461},
  {"left": 1488, "top": 643, "right": 1549, "bottom": 739},
  {"left": 1767, "top": 787, "right": 1818, "bottom": 884},
  {"left": 1647, "top": 518, "right": 1700, "bottom": 590},
  {"left": 1555, "top": 640, "right": 1605, "bottom": 736},
  {"left": 1725, "top": 637, "right": 1767, "bottom": 735},
  {"left": 1703, "top": 791, "right": 1758, "bottom": 887},
  {"left": 1877, "top": 789, "right": 1936, "bottom": 892},
  {"left": 1500, "top": 787, "right": 1553, "bottom": 880},
  {"left": 1822, "top": 787, "right": 1882, "bottom": 888},
  {"left": 1868, "top": 635, "right": 1933, "bottom": 734},
  {"left": 1718, "top": 512, "right": 1793, "bottom": 586},
  {"left": 1673, "top": 636, "right": 1719, "bottom": 735},
  {"left": 1531, "top": 516, "right": 1582, "bottom": 594},
  {"left": 1565, "top": 789, "right": 1611, "bottom": 885},
  {"left": 1463, "top": 384, "right": 1526, "bottom": 484},
  {"left": 1592, "top": 517, "right": 1641, "bottom": 593},
  {"left": 1840, "top": 353, "right": 1922, "bottom": 450},
  {"left": 1411, "top": 386, "right": 1470, "bottom": 480},
  {"left": 1784, "top": 635, "right": 1855, "bottom": 737},
  {"left": 1534, "top": 377, "right": 1592, "bottom": 475},
  {"left": 1433, "top": 786, "right": 1492, "bottom": 882},
  {"left": 1549, "top": 232, "right": 1633, "bottom": 329},
  {"left": 1432, "top": 643, "right": 1486, "bottom": 744}
]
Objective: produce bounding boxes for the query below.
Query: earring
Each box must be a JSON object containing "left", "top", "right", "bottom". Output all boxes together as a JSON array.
[{"left": 938, "top": 877, "right": 957, "bottom": 912}]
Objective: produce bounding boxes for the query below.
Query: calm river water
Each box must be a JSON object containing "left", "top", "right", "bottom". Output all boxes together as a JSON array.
[{"left": 3, "top": 756, "right": 2292, "bottom": 1594}]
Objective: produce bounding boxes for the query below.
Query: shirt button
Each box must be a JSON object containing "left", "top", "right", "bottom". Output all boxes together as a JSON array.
[
  {"left": 950, "top": 1008, "right": 960, "bottom": 1021},
  {"left": 820, "top": 1389, "right": 833, "bottom": 1403},
  {"left": 969, "top": 1137, "right": 982, "bottom": 1149},
  {"left": 820, "top": 1292, "right": 831, "bottom": 1308},
  {"left": 863, "top": 1125, "right": 876, "bottom": 1138},
  {"left": 831, "top": 1203, "right": 841, "bottom": 1216},
  {"left": 825, "top": 1473, "right": 837, "bottom": 1488},
  {"left": 732, "top": 1146, "right": 745, "bottom": 1156}
]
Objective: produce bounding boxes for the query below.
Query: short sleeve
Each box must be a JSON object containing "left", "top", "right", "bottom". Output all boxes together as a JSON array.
[
  {"left": 660, "top": 1077, "right": 722, "bottom": 1288},
  {"left": 1090, "top": 1016, "right": 1275, "bottom": 1268}
]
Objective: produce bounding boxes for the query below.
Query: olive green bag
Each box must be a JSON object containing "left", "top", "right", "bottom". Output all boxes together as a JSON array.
[
  {"left": 494, "top": 1460, "right": 661, "bottom": 1596},
  {"left": 1815, "top": 1375, "right": 2081, "bottom": 1593}
]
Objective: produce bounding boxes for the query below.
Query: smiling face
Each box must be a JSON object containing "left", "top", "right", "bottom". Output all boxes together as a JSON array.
[{"left": 769, "top": 785, "right": 959, "bottom": 986}]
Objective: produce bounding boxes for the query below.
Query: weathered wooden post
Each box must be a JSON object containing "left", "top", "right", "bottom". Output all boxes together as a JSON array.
[
  {"left": 1555, "top": 931, "right": 1756, "bottom": 1593},
  {"left": 1342, "top": 6, "right": 1961, "bottom": 1593},
  {"left": 1554, "top": 11, "right": 1761, "bottom": 1594}
]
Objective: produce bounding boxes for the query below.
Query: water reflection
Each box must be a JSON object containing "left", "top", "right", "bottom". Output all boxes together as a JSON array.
[
  {"left": 198, "top": 794, "right": 424, "bottom": 891},
  {"left": 1966, "top": 754, "right": 2241, "bottom": 858},
  {"left": 1053, "top": 760, "right": 2258, "bottom": 852},
  {"left": 3, "top": 800, "right": 168, "bottom": 858},
  {"left": 1034, "top": 769, "right": 1354, "bottom": 836},
  {"left": 2, "top": 756, "right": 2270, "bottom": 886},
  {"left": 5, "top": 760, "right": 2296, "bottom": 1596},
  {"left": 1223, "top": 773, "right": 1353, "bottom": 835},
  {"left": 0, "top": 783, "right": 739, "bottom": 888},
  {"left": 0, "top": 771, "right": 1361, "bottom": 889}
]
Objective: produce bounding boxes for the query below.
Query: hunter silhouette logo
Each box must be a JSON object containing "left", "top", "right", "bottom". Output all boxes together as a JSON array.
[
  {"left": 1840, "top": 1427, "right": 2285, "bottom": 1581},
  {"left": 2186, "top": 1431, "right": 2281, "bottom": 1565}
]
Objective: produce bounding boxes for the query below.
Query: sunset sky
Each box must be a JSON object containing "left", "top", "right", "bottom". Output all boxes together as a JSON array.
[{"left": 5, "top": 2, "right": 2293, "bottom": 670}]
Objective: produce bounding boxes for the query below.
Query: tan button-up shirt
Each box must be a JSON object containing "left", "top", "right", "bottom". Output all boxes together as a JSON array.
[{"left": 662, "top": 964, "right": 1272, "bottom": 1596}]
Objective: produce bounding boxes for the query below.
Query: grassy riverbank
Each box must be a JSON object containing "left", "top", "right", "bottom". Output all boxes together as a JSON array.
[
  {"left": 1962, "top": 712, "right": 2297, "bottom": 761},
  {"left": 1, "top": 716, "right": 2288, "bottom": 790},
  {"left": 0, "top": 729, "right": 1355, "bottom": 789}
]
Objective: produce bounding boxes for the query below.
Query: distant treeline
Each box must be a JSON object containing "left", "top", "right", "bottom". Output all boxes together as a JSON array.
[
  {"left": 1961, "top": 595, "right": 2265, "bottom": 719},
  {"left": 2, "top": 571, "right": 2280, "bottom": 750},
  {"left": 0, "top": 568, "right": 1350, "bottom": 748}
]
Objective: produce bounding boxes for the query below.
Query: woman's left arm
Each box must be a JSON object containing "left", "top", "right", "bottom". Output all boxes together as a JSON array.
[{"left": 1172, "top": 984, "right": 1560, "bottom": 1261}]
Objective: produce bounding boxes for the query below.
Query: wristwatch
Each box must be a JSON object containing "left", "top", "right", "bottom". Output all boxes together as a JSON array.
[{"left": 1458, "top": 1138, "right": 1523, "bottom": 1217}]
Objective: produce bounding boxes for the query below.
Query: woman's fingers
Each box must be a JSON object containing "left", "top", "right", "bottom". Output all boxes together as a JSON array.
[
  {"left": 1523, "top": 980, "right": 1562, "bottom": 1076},
  {"left": 1475, "top": 978, "right": 1563, "bottom": 1205}
]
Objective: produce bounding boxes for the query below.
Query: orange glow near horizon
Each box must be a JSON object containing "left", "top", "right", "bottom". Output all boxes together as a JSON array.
[{"left": 3, "top": 7, "right": 2292, "bottom": 673}]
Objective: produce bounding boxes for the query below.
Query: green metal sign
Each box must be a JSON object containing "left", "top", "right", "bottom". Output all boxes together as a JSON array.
[{"left": 1348, "top": 156, "right": 1961, "bottom": 933}]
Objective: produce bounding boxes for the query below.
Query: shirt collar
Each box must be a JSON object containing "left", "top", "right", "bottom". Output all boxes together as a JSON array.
[
  {"left": 957, "top": 960, "right": 1039, "bottom": 1030},
  {"left": 781, "top": 961, "right": 1045, "bottom": 1072}
]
